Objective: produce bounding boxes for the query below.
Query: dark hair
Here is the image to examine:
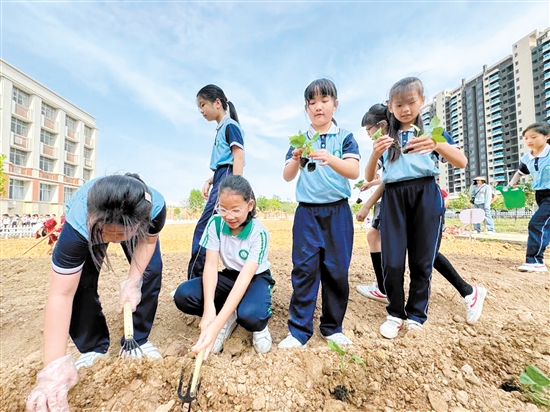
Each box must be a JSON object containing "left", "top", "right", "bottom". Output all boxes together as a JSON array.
[
  {"left": 197, "top": 84, "right": 239, "bottom": 124},
  {"left": 387, "top": 77, "right": 425, "bottom": 162},
  {"left": 304, "top": 78, "right": 338, "bottom": 126},
  {"left": 361, "top": 103, "right": 389, "bottom": 127},
  {"left": 86, "top": 173, "right": 153, "bottom": 270},
  {"left": 523, "top": 122, "right": 550, "bottom": 143},
  {"left": 218, "top": 175, "right": 256, "bottom": 226}
]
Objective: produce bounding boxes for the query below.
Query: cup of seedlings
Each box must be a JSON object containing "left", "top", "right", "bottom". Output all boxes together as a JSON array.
[{"left": 289, "top": 130, "right": 320, "bottom": 172}]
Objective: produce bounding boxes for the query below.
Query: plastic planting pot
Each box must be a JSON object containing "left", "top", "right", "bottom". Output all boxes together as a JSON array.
[{"left": 496, "top": 186, "right": 526, "bottom": 210}]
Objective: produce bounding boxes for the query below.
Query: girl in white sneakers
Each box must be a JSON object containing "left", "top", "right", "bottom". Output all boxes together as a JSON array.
[{"left": 174, "top": 175, "right": 275, "bottom": 357}]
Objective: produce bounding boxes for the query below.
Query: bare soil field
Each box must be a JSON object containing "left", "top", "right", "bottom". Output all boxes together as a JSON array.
[{"left": 1, "top": 220, "right": 549, "bottom": 412}]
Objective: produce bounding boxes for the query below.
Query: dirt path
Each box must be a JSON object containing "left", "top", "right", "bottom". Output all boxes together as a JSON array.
[{"left": 1, "top": 221, "right": 548, "bottom": 411}]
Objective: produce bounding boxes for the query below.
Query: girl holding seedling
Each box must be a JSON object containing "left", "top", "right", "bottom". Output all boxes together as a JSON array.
[
  {"left": 174, "top": 175, "right": 275, "bottom": 357},
  {"left": 356, "top": 103, "right": 486, "bottom": 324},
  {"left": 279, "top": 78, "right": 360, "bottom": 349},
  {"left": 509, "top": 122, "right": 550, "bottom": 273},
  {"left": 365, "top": 77, "right": 467, "bottom": 339},
  {"left": 27, "top": 174, "right": 166, "bottom": 412},
  {"left": 188, "top": 84, "right": 245, "bottom": 280}
]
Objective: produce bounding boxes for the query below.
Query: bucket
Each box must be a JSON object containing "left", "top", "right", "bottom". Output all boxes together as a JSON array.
[{"left": 496, "top": 186, "right": 526, "bottom": 210}]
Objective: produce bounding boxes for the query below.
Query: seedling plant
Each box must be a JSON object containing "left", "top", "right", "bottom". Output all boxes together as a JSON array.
[
  {"left": 354, "top": 180, "right": 364, "bottom": 204},
  {"left": 289, "top": 131, "right": 320, "bottom": 172},
  {"left": 327, "top": 340, "right": 366, "bottom": 402},
  {"left": 519, "top": 364, "right": 550, "bottom": 407}
]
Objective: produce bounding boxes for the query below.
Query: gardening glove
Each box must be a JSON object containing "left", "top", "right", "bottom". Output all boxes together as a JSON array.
[
  {"left": 26, "top": 355, "right": 78, "bottom": 412},
  {"left": 119, "top": 277, "right": 143, "bottom": 312}
]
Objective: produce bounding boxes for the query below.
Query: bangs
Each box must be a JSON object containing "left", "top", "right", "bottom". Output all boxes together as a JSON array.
[
  {"left": 304, "top": 79, "right": 337, "bottom": 101},
  {"left": 389, "top": 77, "right": 423, "bottom": 100}
]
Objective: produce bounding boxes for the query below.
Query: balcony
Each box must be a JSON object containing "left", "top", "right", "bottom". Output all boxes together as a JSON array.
[
  {"left": 493, "top": 143, "right": 504, "bottom": 150},
  {"left": 492, "top": 120, "right": 502, "bottom": 127},
  {"left": 64, "top": 176, "right": 79, "bottom": 185},
  {"left": 490, "top": 97, "right": 501, "bottom": 105},
  {"left": 40, "top": 143, "right": 58, "bottom": 158},
  {"left": 494, "top": 159, "right": 504, "bottom": 166},
  {"left": 489, "top": 82, "right": 500, "bottom": 91},
  {"left": 12, "top": 100, "right": 32, "bottom": 120},
  {"left": 489, "top": 73, "right": 500, "bottom": 83},
  {"left": 84, "top": 158, "right": 93, "bottom": 168},
  {"left": 85, "top": 137, "right": 94, "bottom": 147},
  {"left": 8, "top": 164, "right": 32, "bottom": 176},
  {"left": 11, "top": 132, "right": 31, "bottom": 151},
  {"left": 65, "top": 152, "right": 79, "bottom": 164},
  {"left": 39, "top": 171, "right": 58, "bottom": 181},
  {"left": 493, "top": 137, "right": 503, "bottom": 144},
  {"left": 41, "top": 114, "right": 57, "bottom": 132},
  {"left": 65, "top": 126, "right": 79, "bottom": 142},
  {"left": 490, "top": 89, "right": 500, "bottom": 97},
  {"left": 544, "top": 52, "right": 550, "bottom": 62},
  {"left": 494, "top": 151, "right": 504, "bottom": 159}
]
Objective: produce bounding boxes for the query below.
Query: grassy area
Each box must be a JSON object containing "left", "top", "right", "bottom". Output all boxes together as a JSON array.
[{"left": 445, "top": 217, "right": 529, "bottom": 234}]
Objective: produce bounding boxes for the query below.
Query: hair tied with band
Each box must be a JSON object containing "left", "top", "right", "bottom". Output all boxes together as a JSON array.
[{"left": 144, "top": 192, "right": 152, "bottom": 203}]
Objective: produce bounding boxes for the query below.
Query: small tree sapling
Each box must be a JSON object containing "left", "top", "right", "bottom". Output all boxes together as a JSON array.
[
  {"left": 327, "top": 340, "right": 366, "bottom": 402},
  {"left": 353, "top": 180, "right": 364, "bottom": 204},
  {"left": 289, "top": 131, "right": 320, "bottom": 172}
]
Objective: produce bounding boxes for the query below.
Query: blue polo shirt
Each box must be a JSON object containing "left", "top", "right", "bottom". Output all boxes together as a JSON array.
[
  {"left": 285, "top": 124, "right": 360, "bottom": 204},
  {"left": 209, "top": 114, "right": 245, "bottom": 171},
  {"left": 379, "top": 129, "right": 455, "bottom": 184},
  {"left": 518, "top": 144, "right": 550, "bottom": 190}
]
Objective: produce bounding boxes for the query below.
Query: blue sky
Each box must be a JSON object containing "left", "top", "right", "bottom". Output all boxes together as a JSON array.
[{"left": 2, "top": 1, "right": 548, "bottom": 204}]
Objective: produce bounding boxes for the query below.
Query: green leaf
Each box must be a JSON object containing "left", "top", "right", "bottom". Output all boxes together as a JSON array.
[
  {"left": 351, "top": 354, "right": 366, "bottom": 369},
  {"left": 411, "top": 124, "right": 421, "bottom": 137},
  {"left": 431, "top": 127, "right": 447, "bottom": 143},
  {"left": 520, "top": 372, "right": 537, "bottom": 386},
  {"left": 528, "top": 392, "right": 550, "bottom": 406},
  {"left": 310, "top": 132, "right": 320, "bottom": 142},
  {"left": 327, "top": 340, "right": 346, "bottom": 356},
  {"left": 289, "top": 132, "right": 306, "bottom": 149},
  {"left": 354, "top": 180, "right": 365, "bottom": 189},
  {"left": 525, "top": 365, "right": 550, "bottom": 387},
  {"left": 371, "top": 127, "right": 383, "bottom": 141}
]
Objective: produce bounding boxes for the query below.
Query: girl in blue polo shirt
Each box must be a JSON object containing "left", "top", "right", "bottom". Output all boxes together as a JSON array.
[
  {"left": 365, "top": 77, "right": 467, "bottom": 339},
  {"left": 279, "top": 78, "right": 360, "bottom": 349},
  {"left": 509, "top": 122, "right": 550, "bottom": 272},
  {"left": 174, "top": 175, "right": 275, "bottom": 357},
  {"left": 27, "top": 174, "right": 166, "bottom": 412},
  {"left": 188, "top": 84, "right": 245, "bottom": 280}
]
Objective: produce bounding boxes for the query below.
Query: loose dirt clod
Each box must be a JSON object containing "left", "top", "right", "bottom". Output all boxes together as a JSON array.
[{"left": 331, "top": 385, "right": 350, "bottom": 402}]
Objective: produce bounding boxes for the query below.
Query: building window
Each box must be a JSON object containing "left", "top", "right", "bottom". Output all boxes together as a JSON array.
[
  {"left": 64, "top": 163, "right": 76, "bottom": 177},
  {"left": 39, "top": 156, "right": 55, "bottom": 172},
  {"left": 12, "top": 87, "right": 30, "bottom": 108},
  {"left": 64, "top": 140, "right": 77, "bottom": 154},
  {"left": 9, "top": 148, "right": 27, "bottom": 166},
  {"left": 83, "top": 169, "right": 91, "bottom": 182},
  {"left": 39, "top": 183, "right": 54, "bottom": 202},
  {"left": 64, "top": 187, "right": 77, "bottom": 203},
  {"left": 11, "top": 117, "right": 29, "bottom": 136},
  {"left": 9, "top": 179, "right": 25, "bottom": 200},
  {"left": 66, "top": 116, "right": 77, "bottom": 131},
  {"left": 41, "top": 103, "right": 56, "bottom": 120},
  {"left": 40, "top": 129, "right": 56, "bottom": 146},
  {"left": 84, "top": 148, "right": 93, "bottom": 159},
  {"left": 84, "top": 126, "right": 92, "bottom": 138}
]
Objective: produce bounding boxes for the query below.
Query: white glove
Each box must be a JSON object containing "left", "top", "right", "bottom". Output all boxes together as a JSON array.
[
  {"left": 119, "top": 277, "right": 143, "bottom": 312},
  {"left": 27, "top": 355, "right": 78, "bottom": 412}
]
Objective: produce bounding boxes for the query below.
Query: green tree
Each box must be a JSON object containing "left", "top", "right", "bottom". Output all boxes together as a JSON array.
[
  {"left": 173, "top": 207, "right": 181, "bottom": 218},
  {"left": 256, "top": 196, "right": 269, "bottom": 213},
  {"left": 188, "top": 189, "right": 205, "bottom": 214},
  {"left": 447, "top": 190, "right": 471, "bottom": 211},
  {"left": 280, "top": 199, "right": 298, "bottom": 215},
  {"left": 0, "top": 154, "right": 7, "bottom": 197}
]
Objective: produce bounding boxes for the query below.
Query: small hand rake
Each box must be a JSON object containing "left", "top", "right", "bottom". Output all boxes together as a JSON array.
[
  {"left": 177, "top": 350, "right": 205, "bottom": 411},
  {"left": 119, "top": 301, "right": 143, "bottom": 358}
]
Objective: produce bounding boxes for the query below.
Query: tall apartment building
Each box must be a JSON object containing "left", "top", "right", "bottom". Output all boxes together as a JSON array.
[
  {"left": 0, "top": 60, "right": 97, "bottom": 215},
  {"left": 424, "top": 28, "right": 550, "bottom": 195}
]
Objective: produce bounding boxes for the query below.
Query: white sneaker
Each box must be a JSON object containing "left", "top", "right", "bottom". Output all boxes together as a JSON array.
[
  {"left": 252, "top": 326, "right": 272, "bottom": 353},
  {"left": 212, "top": 311, "right": 238, "bottom": 354},
  {"left": 356, "top": 282, "right": 388, "bottom": 304},
  {"left": 405, "top": 319, "right": 423, "bottom": 332},
  {"left": 518, "top": 262, "right": 548, "bottom": 272},
  {"left": 121, "top": 341, "right": 162, "bottom": 359},
  {"left": 380, "top": 316, "right": 404, "bottom": 339},
  {"left": 277, "top": 333, "right": 305, "bottom": 349},
  {"left": 323, "top": 332, "right": 353, "bottom": 345},
  {"left": 75, "top": 352, "right": 108, "bottom": 369},
  {"left": 463, "top": 285, "right": 487, "bottom": 324}
]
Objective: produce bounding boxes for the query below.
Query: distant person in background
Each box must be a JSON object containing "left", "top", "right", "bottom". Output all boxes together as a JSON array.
[
  {"left": 2, "top": 214, "right": 10, "bottom": 230},
  {"left": 509, "top": 122, "right": 550, "bottom": 272},
  {"left": 469, "top": 176, "right": 495, "bottom": 233},
  {"left": 188, "top": 84, "right": 245, "bottom": 280},
  {"left": 12, "top": 214, "right": 20, "bottom": 227}
]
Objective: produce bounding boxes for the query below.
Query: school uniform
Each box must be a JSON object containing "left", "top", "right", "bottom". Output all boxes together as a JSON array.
[
  {"left": 188, "top": 114, "right": 244, "bottom": 280},
  {"left": 52, "top": 177, "right": 166, "bottom": 354},
  {"left": 284, "top": 124, "right": 360, "bottom": 344},
  {"left": 377, "top": 129, "right": 453, "bottom": 324},
  {"left": 517, "top": 144, "right": 550, "bottom": 265},
  {"left": 175, "top": 216, "right": 275, "bottom": 332}
]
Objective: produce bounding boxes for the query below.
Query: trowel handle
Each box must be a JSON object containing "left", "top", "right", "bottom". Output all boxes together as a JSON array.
[
  {"left": 123, "top": 301, "right": 134, "bottom": 340},
  {"left": 190, "top": 350, "right": 205, "bottom": 394}
]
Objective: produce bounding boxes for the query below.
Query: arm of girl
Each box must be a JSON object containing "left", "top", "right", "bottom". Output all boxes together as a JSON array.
[
  {"left": 192, "top": 260, "right": 259, "bottom": 358},
  {"left": 356, "top": 183, "right": 385, "bottom": 221},
  {"left": 202, "top": 177, "right": 214, "bottom": 200},
  {"left": 366, "top": 135, "right": 392, "bottom": 181},
  {"left": 308, "top": 150, "right": 360, "bottom": 179},
  {"left": 119, "top": 234, "right": 159, "bottom": 311},
  {"left": 199, "top": 248, "right": 220, "bottom": 332},
  {"left": 508, "top": 171, "right": 521, "bottom": 187},
  {"left": 283, "top": 147, "right": 304, "bottom": 182},
  {"left": 433, "top": 142, "right": 468, "bottom": 168},
  {"left": 231, "top": 146, "right": 244, "bottom": 176}
]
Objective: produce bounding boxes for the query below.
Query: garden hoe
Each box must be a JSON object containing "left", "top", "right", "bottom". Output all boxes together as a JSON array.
[
  {"left": 119, "top": 301, "right": 143, "bottom": 358},
  {"left": 177, "top": 350, "right": 204, "bottom": 411}
]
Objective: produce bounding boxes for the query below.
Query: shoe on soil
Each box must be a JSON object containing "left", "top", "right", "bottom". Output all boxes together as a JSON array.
[
  {"left": 518, "top": 262, "right": 548, "bottom": 272},
  {"left": 405, "top": 319, "right": 423, "bottom": 332},
  {"left": 252, "top": 326, "right": 272, "bottom": 353},
  {"left": 121, "top": 341, "right": 162, "bottom": 359},
  {"left": 278, "top": 333, "right": 305, "bottom": 349},
  {"left": 380, "top": 316, "right": 404, "bottom": 339},
  {"left": 323, "top": 332, "right": 353, "bottom": 346},
  {"left": 75, "top": 351, "right": 108, "bottom": 369},
  {"left": 212, "top": 311, "right": 238, "bottom": 354},
  {"left": 463, "top": 285, "right": 487, "bottom": 324},
  {"left": 356, "top": 282, "right": 388, "bottom": 304}
]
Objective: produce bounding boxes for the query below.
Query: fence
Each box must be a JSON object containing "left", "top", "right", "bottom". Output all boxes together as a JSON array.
[
  {"left": 0, "top": 226, "right": 37, "bottom": 239},
  {"left": 445, "top": 209, "right": 534, "bottom": 219}
]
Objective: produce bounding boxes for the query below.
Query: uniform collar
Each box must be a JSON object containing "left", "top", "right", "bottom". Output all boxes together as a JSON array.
[
  {"left": 308, "top": 123, "right": 339, "bottom": 137},
  {"left": 527, "top": 144, "right": 550, "bottom": 160},
  {"left": 216, "top": 113, "right": 231, "bottom": 131},
  {"left": 221, "top": 219, "right": 254, "bottom": 239}
]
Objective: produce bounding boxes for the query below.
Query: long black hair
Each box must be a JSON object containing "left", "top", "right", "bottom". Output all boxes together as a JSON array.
[
  {"left": 361, "top": 103, "right": 389, "bottom": 128},
  {"left": 304, "top": 78, "right": 338, "bottom": 126},
  {"left": 87, "top": 173, "right": 153, "bottom": 270},
  {"left": 218, "top": 175, "right": 256, "bottom": 226},
  {"left": 197, "top": 84, "right": 239, "bottom": 124},
  {"left": 387, "top": 77, "right": 425, "bottom": 162}
]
